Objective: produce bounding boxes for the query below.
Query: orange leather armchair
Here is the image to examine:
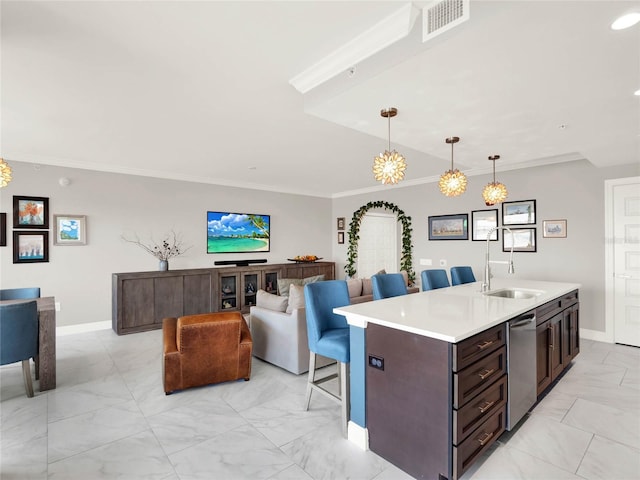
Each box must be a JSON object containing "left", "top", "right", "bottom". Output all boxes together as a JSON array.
[{"left": 163, "top": 311, "right": 253, "bottom": 394}]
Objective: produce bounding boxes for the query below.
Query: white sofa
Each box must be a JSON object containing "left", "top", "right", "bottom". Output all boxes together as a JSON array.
[
  {"left": 249, "top": 287, "right": 333, "bottom": 374},
  {"left": 249, "top": 273, "right": 418, "bottom": 374}
]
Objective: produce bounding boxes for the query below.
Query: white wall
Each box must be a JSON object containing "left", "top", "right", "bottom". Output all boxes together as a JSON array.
[
  {"left": 332, "top": 160, "right": 640, "bottom": 335},
  {"left": 0, "top": 162, "right": 332, "bottom": 326},
  {"left": 2, "top": 159, "right": 638, "bottom": 335}
]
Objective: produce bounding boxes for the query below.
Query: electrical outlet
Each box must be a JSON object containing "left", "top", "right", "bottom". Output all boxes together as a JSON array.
[
  {"left": 55, "top": 302, "right": 61, "bottom": 312},
  {"left": 368, "top": 355, "right": 384, "bottom": 370},
  {"left": 420, "top": 258, "right": 432, "bottom": 266},
  {"left": 439, "top": 259, "right": 447, "bottom": 267}
]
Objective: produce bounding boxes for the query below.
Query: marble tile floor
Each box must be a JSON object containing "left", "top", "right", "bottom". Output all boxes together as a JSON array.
[{"left": 1, "top": 330, "right": 638, "bottom": 480}]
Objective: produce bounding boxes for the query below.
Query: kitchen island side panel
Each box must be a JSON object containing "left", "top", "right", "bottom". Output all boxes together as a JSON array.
[{"left": 366, "top": 323, "right": 451, "bottom": 480}]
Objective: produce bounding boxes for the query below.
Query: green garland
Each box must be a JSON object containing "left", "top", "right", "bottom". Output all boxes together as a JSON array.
[{"left": 345, "top": 201, "right": 415, "bottom": 285}]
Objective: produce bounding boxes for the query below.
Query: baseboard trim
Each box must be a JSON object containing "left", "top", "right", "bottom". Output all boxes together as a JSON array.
[
  {"left": 580, "top": 328, "right": 612, "bottom": 343},
  {"left": 348, "top": 421, "right": 369, "bottom": 450},
  {"left": 57, "top": 320, "right": 111, "bottom": 336}
]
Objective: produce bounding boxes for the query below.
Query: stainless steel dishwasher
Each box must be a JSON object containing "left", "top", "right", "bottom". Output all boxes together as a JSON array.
[{"left": 506, "top": 310, "right": 537, "bottom": 430}]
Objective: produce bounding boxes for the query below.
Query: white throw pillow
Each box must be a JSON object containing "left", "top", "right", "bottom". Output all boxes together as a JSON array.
[
  {"left": 286, "top": 284, "right": 305, "bottom": 313},
  {"left": 256, "top": 289, "right": 288, "bottom": 312}
]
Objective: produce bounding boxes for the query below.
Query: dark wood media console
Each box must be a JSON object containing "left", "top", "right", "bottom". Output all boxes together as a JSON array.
[{"left": 112, "top": 262, "right": 335, "bottom": 335}]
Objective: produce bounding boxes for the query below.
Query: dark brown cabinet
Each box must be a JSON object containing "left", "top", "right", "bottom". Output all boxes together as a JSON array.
[
  {"left": 536, "top": 290, "right": 579, "bottom": 397},
  {"left": 366, "top": 322, "right": 507, "bottom": 480},
  {"left": 451, "top": 325, "right": 507, "bottom": 479},
  {"left": 563, "top": 303, "right": 580, "bottom": 366},
  {"left": 365, "top": 290, "right": 579, "bottom": 480},
  {"left": 112, "top": 262, "right": 335, "bottom": 334}
]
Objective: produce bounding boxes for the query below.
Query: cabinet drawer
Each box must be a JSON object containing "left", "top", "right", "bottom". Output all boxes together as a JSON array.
[
  {"left": 452, "top": 324, "right": 506, "bottom": 372},
  {"left": 453, "top": 374, "right": 507, "bottom": 445},
  {"left": 536, "top": 298, "right": 562, "bottom": 325},
  {"left": 536, "top": 291, "right": 578, "bottom": 325},
  {"left": 453, "top": 406, "right": 506, "bottom": 479},
  {"left": 453, "top": 346, "right": 507, "bottom": 409},
  {"left": 561, "top": 290, "right": 579, "bottom": 309}
]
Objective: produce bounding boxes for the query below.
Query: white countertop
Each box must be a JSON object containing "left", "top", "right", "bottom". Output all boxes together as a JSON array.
[{"left": 334, "top": 278, "right": 580, "bottom": 343}]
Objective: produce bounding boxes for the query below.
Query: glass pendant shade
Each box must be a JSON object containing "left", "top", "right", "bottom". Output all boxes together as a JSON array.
[
  {"left": 373, "top": 107, "right": 406, "bottom": 185},
  {"left": 439, "top": 136, "right": 466, "bottom": 196},
  {"left": 0, "top": 158, "right": 12, "bottom": 187},
  {"left": 482, "top": 155, "right": 508, "bottom": 205},
  {"left": 483, "top": 182, "right": 508, "bottom": 205},
  {"left": 373, "top": 149, "right": 407, "bottom": 184},
  {"left": 439, "top": 169, "right": 467, "bottom": 196}
]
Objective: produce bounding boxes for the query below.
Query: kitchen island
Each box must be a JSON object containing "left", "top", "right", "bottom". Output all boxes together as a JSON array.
[{"left": 334, "top": 278, "right": 580, "bottom": 480}]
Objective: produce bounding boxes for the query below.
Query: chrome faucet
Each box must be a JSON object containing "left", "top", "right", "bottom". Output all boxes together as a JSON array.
[{"left": 482, "top": 226, "right": 515, "bottom": 292}]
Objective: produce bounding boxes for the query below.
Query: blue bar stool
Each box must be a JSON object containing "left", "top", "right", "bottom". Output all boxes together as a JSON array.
[
  {"left": 304, "top": 280, "right": 351, "bottom": 436},
  {"left": 421, "top": 269, "right": 451, "bottom": 291},
  {"left": 450, "top": 266, "right": 476, "bottom": 286},
  {"left": 371, "top": 273, "right": 408, "bottom": 300}
]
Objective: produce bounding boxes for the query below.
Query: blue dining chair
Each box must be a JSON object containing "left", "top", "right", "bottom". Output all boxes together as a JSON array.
[
  {"left": 304, "top": 280, "right": 351, "bottom": 436},
  {"left": 421, "top": 269, "right": 451, "bottom": 291},
  {"left": 450, "top": 266, "right": 476, "bottom": 286},
  {"left": 0, "top": 287, "right": 41, "bottom": 300},
  {"left": 0, "top": 301, "right": 39, "bottom": 397},
  {"left": 371, "top": 273, "right": 408, "bottom": 300}
]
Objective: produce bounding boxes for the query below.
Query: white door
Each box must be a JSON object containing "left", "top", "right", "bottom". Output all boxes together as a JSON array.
[
  {"left": 357, "top": 212, "right": 398, "bottom": 278},
  {"left": 613, "top": 181, "right": 640, "bottom": 346}
]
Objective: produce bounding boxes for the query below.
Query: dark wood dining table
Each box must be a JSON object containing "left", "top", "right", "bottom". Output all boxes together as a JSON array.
[{"left": 1, "top": 296, "right": 56, "bottom": 391}]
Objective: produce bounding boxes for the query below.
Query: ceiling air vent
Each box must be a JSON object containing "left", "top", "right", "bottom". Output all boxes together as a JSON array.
[{"left": 422, "top": 0, "right": 470, "bottom": 42}]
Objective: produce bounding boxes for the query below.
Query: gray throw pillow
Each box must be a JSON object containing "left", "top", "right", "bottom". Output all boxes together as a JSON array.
[{"left": 277, "top": 278, "right": 304, "bottom": 297}]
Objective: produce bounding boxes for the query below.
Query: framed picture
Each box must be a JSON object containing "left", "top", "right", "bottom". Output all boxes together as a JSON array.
[
  {"left": 502, "top": 199, "right": 536, "bottom": 225},
  {"left": 337, "top": 217, "right": 345, "bottom": 231},
  {"left": 503, "top": 227, "right": 536, "bottom": 252},
  {"left": 54, "top": 214, "right": 87, "bottom": 245},
  {"left": 472, "top": 209, "right": 499, "bottom": 241},
  {"left": 428, "top": 214, "right": 468, "bottom": 240},
  {"left": 13, "top": 231, "right": 49, "bottom": 263},
  {"left": 13, "top": 195, "right": 49, "bottom": 229},
  {"left": 337, "top": 231, "right": 345, "bottom": 244},
  {"left": 543, "top": 219, "right": 567, "bottom": 238},
  {"left": 0, "top": 213, "right": 6, "bottom": 247}
]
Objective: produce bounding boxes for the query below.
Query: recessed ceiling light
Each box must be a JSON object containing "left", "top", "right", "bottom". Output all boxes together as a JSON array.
[
  {"left": 635, "top": 89, "right": 640, "bottom": 96},
  {"left": 611, "top": 12, "right": 640, "bottom": 30}
]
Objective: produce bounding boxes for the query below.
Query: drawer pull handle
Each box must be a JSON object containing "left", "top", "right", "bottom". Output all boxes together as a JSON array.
[
  {"left": 477, "top": 431, "right": 494, "bottom": 446},
  {"left": 476, "top": 340, "right": 494, "bottom": 351},
  {"left": 478, "top": 400, "right": 496, "bottom": 413},
  {"left": 478, "top": 368, "right": 495, "bottom": 380}
]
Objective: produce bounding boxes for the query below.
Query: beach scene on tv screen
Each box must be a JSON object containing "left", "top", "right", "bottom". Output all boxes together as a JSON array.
[{"left": 207, "top": 212, "right": 270, "bottom": 253}]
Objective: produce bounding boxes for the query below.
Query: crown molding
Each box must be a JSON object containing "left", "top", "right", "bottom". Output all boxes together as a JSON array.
[{"left": 289, "top": 2, "right": 419, "bottom": 94}]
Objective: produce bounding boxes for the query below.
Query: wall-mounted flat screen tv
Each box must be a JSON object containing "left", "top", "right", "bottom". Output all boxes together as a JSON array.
[{"left": 207, "top": 211, "right": 270, "bottom": 254}]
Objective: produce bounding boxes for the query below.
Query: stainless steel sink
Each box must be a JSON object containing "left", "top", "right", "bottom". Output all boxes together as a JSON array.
[{"left": 483, "top": 288, "right": 544, "bottom": 299}]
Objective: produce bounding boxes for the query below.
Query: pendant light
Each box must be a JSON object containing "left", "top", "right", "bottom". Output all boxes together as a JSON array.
[
  {"left": 439, "top": 136, "right": 467, "bottom": 196},
  {"left": 372, "top": 107, "right": 407, "bottom": 185},
  {"left": 482, "top": 154, "right": 508, "bottom": 205},
  {"left": 0, "top": 158, "right": 12, "bottom": 188}
]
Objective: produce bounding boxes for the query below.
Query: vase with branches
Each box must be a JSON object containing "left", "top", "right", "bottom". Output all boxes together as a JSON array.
[{"left": 121, "top": 230, "right": 192, "bottom": 271}]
